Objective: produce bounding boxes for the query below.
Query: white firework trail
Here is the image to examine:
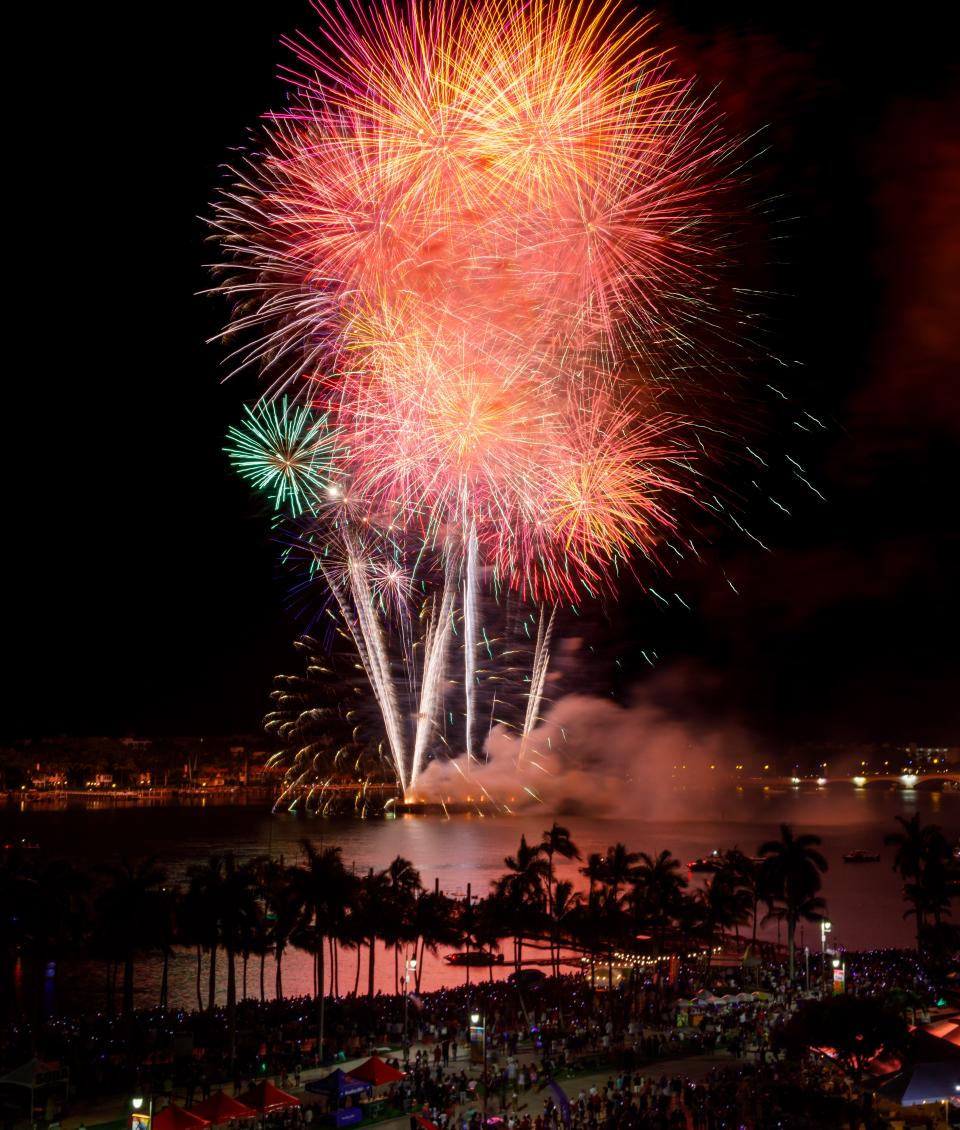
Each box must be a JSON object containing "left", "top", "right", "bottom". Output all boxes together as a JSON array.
[
  {"left": 409, "top": 574, "right": 457, "bottom": 789},
  {"left": 463, "top": 521, "right": 480, "bottom": 768},
  {"left": 517, "top": 607, "right": 556, "bottom": 767}
]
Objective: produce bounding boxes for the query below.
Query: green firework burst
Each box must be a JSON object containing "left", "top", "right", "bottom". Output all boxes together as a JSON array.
[{"left": 225, "top": 396, "right": 339, "bottom": 516}]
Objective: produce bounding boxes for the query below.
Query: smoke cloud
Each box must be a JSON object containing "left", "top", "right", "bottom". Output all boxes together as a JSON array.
[{"left": 416, "top": 666, "right": 753, "bottom": 817}]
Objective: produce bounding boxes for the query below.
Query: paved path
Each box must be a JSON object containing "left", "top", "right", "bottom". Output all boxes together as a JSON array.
[{"left": 56, "top": 1047, "right": 736, "bottom": 1130}]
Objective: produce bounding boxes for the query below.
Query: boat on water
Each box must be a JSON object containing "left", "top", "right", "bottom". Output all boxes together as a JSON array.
[
  {"left": 444, "top": 951, "right": 505, "bottom": 967},
  {"left": 688, "top": 852, "right": 724, "bottom": 873},
  {"left": 843, "top": 849, "right": 881, "bottom": 863}
]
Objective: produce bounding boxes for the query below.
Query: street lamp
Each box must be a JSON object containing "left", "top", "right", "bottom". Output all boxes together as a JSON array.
[
  {"left": 819, "top": 920, "right": 832, "bottom": 991},
  {"left": 403, "top": 957, "right": 417, "bottom": 1063},
  {"left": 131, "top": 1096, "right": 153, "bottom": 1130},
  {"left": 470, "top": 1012, "right": 487, "bottom": 1126}
]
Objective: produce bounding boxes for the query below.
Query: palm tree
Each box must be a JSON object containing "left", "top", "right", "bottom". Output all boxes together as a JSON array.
[
  {"left": 466, "top": 895, "right": 507, "bottom": 982},
  {"left": 757, "top": 824, "right": 828, "bottom": 979},
  {"left": 381, "top": 856, "right": 423, "bottom": 993},
  {"left": 886, "top": 814, "right": 931, "bottom": 881},
  {"left": 356, "top": 867, "right": 391, "bottom": 999},
  {"left": 184, "top": 854, "right": 225, "bottom": 1011},
  {"left": 886, "top": 815, "right": 954, "bottom": 948},
  {"left": 294, "top": 841, "right": 353, "bottom": 1058},
  {"left": 409, "top": 888, "right": 461, "bottom": 990},
  {"left": 581, "top": 852, "right": 607, "bottom": 901},
  {"left": 219, "top": 852, "right": 259, "bottom": 1061},
  {"left": 550, "top": 879, "right": 582, "bottom": 977},
  {"left": 260, "top": 856, "right": 303, "bottom": 1002},
  {"left": 2, "top": 851, "right": 89, "bottom": 1033},
  {"left": 718, "top": 849, "right": 765, "bottom": 947},
  {"left": 630, "top": 850, "right": 687, "bottom": 991},
  {"left": 540, "top": 824, "right": 579, "bottom": 975},
  {"left": 151, "top": 881, "right": 180, "bottom": 1010},
  {"left": 94, "top": 856, "right": 168, "bottom": 1020},
  {"left": 494, "top": 835, "right": 549, "bottom": 973},
  {"left": 701, "top": 869, "right": 753, "bottom": 949}
]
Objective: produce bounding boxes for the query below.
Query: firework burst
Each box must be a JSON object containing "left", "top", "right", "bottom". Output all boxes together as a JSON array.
[
  {"left": 212, "top": 0, "right": 735, "bottom": 793},
  {"left": 225, "top": 395, "right": 340, "bottom": 516}
]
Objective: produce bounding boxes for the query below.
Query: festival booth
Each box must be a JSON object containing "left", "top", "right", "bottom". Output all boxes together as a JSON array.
[
  {"left": 190, "top": 1092, "right": 256, "bottom": 1125},
  {"left": 237, "top": 1081, "right": 301, "bottom": 1115},
  {"left": 0, "top": 1059, "right": 70, "bottom": 1125},
  {"left": 152, "top": 1104, "right": 211, "bottom": 1130},
  {"left": 346, "top": 1057, "right": 405, "bottom": 1087},
  {"left": 876, "top": 1063, "right": 960, "bottom": 1129},
  {"left": 305, "top": 1069, "right": 372, "bottom": 1128},
  {"left": 343, "top": 1056, "right": 406, "bottom": 1120}
]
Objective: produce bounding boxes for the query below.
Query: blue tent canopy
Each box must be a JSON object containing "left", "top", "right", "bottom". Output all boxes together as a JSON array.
[
  {"left": 899, "top": 1062, "right": 960, "bottom": 1105},
  {"left": 306, "top": 1070, "right": 372, "bottom": 1101}
]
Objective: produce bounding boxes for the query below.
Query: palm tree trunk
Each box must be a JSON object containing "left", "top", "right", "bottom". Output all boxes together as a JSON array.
[
  {"left": 195, "top": 946, "right": 203, "bottom": 1012},
  {"left": 787, "top": 915, "right": 796, "bottom": 980},
  {"left": 367, "top": 938, "right": 375, "bottom": 999},
  {"left": 415, "top": 938, "right": 425, "bottom": 992},
  {"left": 227, "top": 946, "right": 237, "bottom": 1062},
  {"left": 207, "top": 944, "right": 218, "bottom": 1011},
  {"left": 354, "top": 946, "right": 362, "bottom": 996},
  {"left": 276, "top": 947, "right": 284, "bottom": 1001},
  {"left": 318, "top": 936, "right": 326, "bottom": 1064},
  {"left": 160, "top": 949, "right": 169, "bottom": 1010}
]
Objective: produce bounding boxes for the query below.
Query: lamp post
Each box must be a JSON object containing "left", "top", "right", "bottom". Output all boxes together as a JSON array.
[
  {"left": 820, "top": 920, "right": 832, "bottom": 993},
  {"left": 403, "top": 957, "right": 417, "bottom": 1063},
  {"left": 470, "top": 1012, "right": 487, "bottom": 1127},
  {"left": 132, "top": 1095, "right": 153, "bottom": 1130}
]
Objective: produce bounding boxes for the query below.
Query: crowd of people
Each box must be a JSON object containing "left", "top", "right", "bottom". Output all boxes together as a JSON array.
[{"left": 1, "top": 951, "right": 955, "bottom": 1130}]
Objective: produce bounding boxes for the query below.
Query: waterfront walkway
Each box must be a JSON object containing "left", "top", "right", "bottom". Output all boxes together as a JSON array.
[{"left": 53, "top": 1042, "right": 735, "bottom": 1130}]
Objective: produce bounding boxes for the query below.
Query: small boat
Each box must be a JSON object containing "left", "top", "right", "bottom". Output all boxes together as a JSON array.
[
  {"left": 688, "top": 852, "right": 723, "bottom": 873},
  {"left": 444, "top": 951, "right": 505, "bottom": 966},
  {"left": 843, "top": 849, "right": 881, "bottom": 863}
]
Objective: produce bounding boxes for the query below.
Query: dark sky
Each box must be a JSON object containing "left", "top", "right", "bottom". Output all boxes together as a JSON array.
[{"left": 7, "top": 1, "right": 958, "bottom": 744}]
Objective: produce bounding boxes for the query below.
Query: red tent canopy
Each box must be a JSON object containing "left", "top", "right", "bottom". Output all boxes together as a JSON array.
[
  {"left": 152, "top": 1105, "right": 211, "bottom": 1130},
  {"left": 348, "top": 1056, "right": 405, "bottom": 1086},
  {"left": 190, "top": 1092, "right": 257, "bottom": 1124},
  {"left": 238, "top": 1081, "right": 301, "bottom": 1113}
]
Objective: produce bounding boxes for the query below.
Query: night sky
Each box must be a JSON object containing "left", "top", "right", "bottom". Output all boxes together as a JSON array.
[{"left": 7, "top": 2, "right": 957, "bottom": 744}]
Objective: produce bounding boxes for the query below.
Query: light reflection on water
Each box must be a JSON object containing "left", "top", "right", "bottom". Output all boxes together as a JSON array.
[{"left": 6, "top": 785, "right": 957, "bottom": 1012}]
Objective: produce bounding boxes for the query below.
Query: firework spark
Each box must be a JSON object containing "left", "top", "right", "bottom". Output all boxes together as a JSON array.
[
  {"left": 213, "top": 0, "right": 731, "bottom": 794},
  {"left": 225, "top": 396, "right": 339, "bottom": 516}
]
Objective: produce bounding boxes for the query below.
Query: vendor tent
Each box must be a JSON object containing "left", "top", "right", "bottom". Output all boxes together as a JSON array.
[
  {"left": 879, "top": 1062, "right": 960, "bottom": 1105},
  {"left": 152, "top": 1104, "right": 211, "bottom": 1130},
  {"left": 0, "top": 1059, "right": 69, "bottom": 1121},
  {"left": 191, "top": 1092, "right": 256, "bottom": 1124},
  {"left": 238, "top": 1081, "right": 301, "bottom": 1113},
  {"left": 347, "top": 1056, "right": 406, "bottom": 1086},
  {"left": 305, "top": 1070, "right": 372, "bottom": 1102},
  {"left": 922, "top": 1020, "right": 960, "bottom": 1047}
]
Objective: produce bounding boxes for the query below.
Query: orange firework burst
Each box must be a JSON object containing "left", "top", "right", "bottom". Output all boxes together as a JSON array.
[{"left": 212, "top": 0, "right": 732, "bottom": 600}]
